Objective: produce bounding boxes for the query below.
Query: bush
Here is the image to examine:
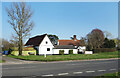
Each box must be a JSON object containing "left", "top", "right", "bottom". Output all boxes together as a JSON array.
[
  {"left": 103, "top": 38, "right": 116, "bottom": 48},
  {"left": 69, "top": 50, "right": 73, "bottom": 54},
  {"left": 117, "top": 47, "right": 120, "bottom": 51},
  {"left": 93, "top": 48, "right": 117, "bottom": 53},
  {"left": 59, "top": 50, "right": 64, "bottom": 55}
]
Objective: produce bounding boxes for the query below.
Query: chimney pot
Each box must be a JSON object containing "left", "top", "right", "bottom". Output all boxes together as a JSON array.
[{"left": 73, "top": 35, "right": 77, "bottom": 40}]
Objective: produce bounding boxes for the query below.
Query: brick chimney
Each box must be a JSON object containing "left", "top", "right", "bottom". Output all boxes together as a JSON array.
[{"left": 73, "top": 35, "right": 77, "bottom": 41}]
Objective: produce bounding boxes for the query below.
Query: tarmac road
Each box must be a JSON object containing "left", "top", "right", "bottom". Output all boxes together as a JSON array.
[{"left": 2, "top": 58, "right": 119, "bottom": 77}]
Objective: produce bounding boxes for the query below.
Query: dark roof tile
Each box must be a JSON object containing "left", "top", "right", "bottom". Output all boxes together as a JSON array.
[
  {"left": 58, "top": 40, "right": 85, "bottom": 46},
  {"left": 25, "top": 34, "right": 47, "bottom": 46}
]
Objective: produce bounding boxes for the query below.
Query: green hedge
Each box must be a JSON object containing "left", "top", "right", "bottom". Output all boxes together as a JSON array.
[
  {"left": 93, "top": 48, "right": 117, "bottom": 53},
  {"left": 69, "top": 50, "right": 73, "bottom": 54},
  {"left": 59, "top": 50, "right": 64, "bottom": 55}
]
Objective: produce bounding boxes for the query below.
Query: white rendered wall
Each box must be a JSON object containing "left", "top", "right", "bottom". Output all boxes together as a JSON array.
[
  {"left": 53, "top": 49, "right": 78, "bottom": 54},
  {"left": 73, "top": 49, "right": 78, "bottom": 54},
  {"left": 53, "top": 49, "right": 59, "bottom": 54},
  {"left": 78, "top": 46, "right": 86, "bottom": 52},
  {"left": 85, "top": 51, "right": 93, "bottom": 54},
  {"left": 39, "top": 35, "right": 54, "bottom": 55}
]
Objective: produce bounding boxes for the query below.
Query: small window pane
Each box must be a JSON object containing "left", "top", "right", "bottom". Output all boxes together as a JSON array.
[
  {"left": 46, "top": 41, "right": 48, "bottom": 44},
  {"left": 47, "top": 48, "right": 50, "bottom": 51}
]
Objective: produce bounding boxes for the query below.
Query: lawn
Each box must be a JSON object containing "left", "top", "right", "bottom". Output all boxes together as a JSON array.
[
  {"left": 7, "top": 51, "right": 119, "bottom": 62},
  {"left": 95, "top": 72, "right": 120, "bottom": 78}
]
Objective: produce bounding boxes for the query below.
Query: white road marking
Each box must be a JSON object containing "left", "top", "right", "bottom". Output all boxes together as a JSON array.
[
  {"left": 42, "top": 74, "right": 53, "bottom": 77},
  {"left": 98, "top": 70, "right": 106, "bottom": 72},
  {"left": 86, "top": 71, "right": 95, "bottom": 73},
  {"left": 110, "top": 69, "right": 117, "bottom": 71},
  {"left": 58, "top": 73, "right": 69, "bottom": 76},
  {"left": 73, "top": 72, "right": 83, "bottom": 74}
]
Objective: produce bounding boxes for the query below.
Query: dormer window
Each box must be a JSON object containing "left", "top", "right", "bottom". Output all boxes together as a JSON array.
[{"left": 46, "top": 41, "right": 48, "bottom": 44}]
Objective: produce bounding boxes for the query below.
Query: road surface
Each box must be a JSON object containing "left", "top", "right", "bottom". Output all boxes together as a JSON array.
[{"left": 2, "top": 59, "right": 119, "bottom": 77}]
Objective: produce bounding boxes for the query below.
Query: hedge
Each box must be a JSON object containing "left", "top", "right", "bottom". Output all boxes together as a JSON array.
[
  {"left": 69, "top": 50, "right": 73, "bottom": 54},
  {"left": 93, "top": 48, "right": 117, "bottom": 53},
  {"left": 59, "top": 50, "right": 64, "bottom": 55}
]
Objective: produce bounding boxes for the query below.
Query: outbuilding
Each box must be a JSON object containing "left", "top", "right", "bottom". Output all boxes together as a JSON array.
[{"left": 53, "top": 45, "right": 78, "bottom": 54}]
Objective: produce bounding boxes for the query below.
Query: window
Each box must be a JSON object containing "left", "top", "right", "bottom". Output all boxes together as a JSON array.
[
  {"left": 46, "top": 41, "right": 48, "bottom": 44},
  {"left": 47, "top": 48, "right": 50, "bottom": 51}
]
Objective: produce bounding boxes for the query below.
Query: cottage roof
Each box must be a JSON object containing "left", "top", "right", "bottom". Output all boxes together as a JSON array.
[
  {"left": 58, "top": 40, "right": 85, "bottom": 46},
  {"left": 25, "top": 34, "right": 47, "bottom": 46},
  {"left": 54, "top": 45, "right": 76, "bottom": 49}
]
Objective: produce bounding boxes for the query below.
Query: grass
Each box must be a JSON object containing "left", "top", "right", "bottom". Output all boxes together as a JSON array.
[
  {"left": 0, "top": 60, "right": 5, "bottom": 63},
  {"left": 95, "top": 72, "right": 120, "bottom": 78},
  {"left": 7, "top": 51, "right": 119, "bottom": 62}
]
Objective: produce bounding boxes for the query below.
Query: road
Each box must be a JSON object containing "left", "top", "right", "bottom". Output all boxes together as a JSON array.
[{"left": 2, "top": 59, "right": 119, "bottom": 77}]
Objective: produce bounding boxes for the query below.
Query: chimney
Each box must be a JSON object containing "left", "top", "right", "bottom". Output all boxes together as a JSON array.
[{"left": 73, "top": 35, "right": 77, "bottom": 41}]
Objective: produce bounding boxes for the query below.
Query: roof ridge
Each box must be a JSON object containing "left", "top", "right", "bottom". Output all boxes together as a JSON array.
[
  {"left": 58, "top": 39, "right": 80, "bottom": 41},
  {"left": 59, "top": 39, "right": 74, "bottom": 40},
  {"left": 25, "top": 34, "right": 47, "bottom": 46},
  {"left": 30, "top": 34, "right": 47, "bottom": 39}
]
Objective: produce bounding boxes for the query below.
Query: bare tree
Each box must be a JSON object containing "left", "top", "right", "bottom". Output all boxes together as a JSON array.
[
  {"left": 6, "top": 2, "right": 34, "bottom": 55},
  {"left": 1, "top": 38, "right": 14, "bottom": 51},
  {"left": 87, "top": 29, "right": 105, "bottom": 50}
]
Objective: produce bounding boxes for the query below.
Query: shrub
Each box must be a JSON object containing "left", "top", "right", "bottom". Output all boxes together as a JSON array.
[
  {"left": 59, "top": 50, "right": 64, "bottom": 55},
  {"left": 69, "top": 50, "right": 73, "bottom": 54},
  {"left": 117, "top": 46, "right": 120, "bottom": 51},
  {"left": 103, "top": 38, "right": 116, "bottom": 48},
  {"left": 93, "top": 48, "right": 116, "bottom": 53}
]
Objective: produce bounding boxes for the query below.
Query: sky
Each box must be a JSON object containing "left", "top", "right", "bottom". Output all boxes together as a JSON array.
[{"left": 2, "top": 2, "right": 118, "bottom": 42}]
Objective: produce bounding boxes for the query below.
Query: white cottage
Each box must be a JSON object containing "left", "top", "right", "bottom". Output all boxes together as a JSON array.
[
  {"left": 58, "top": 35, "right": 86, "bottom": 54},
  {"left": 25, "top": 34, "right": 86, "bottom": 55},
  {"left": 25, "top": 34, "right": 54, "bottom": 55}
]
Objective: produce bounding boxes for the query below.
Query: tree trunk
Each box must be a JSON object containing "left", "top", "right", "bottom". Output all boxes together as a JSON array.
[{"left": 18, "top": 36, "right": 23, "bottom": 55}]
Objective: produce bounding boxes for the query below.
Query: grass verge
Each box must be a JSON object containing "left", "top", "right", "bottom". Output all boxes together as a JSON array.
[
  {"left": 0, "top": 60, "right": 5, "bottom": 63},
  {"left": 7, "top": 51, "right": 119, "bottom": 62},
  {"left": 95, "top": 72, "right": 120, "bottom": 78}
]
